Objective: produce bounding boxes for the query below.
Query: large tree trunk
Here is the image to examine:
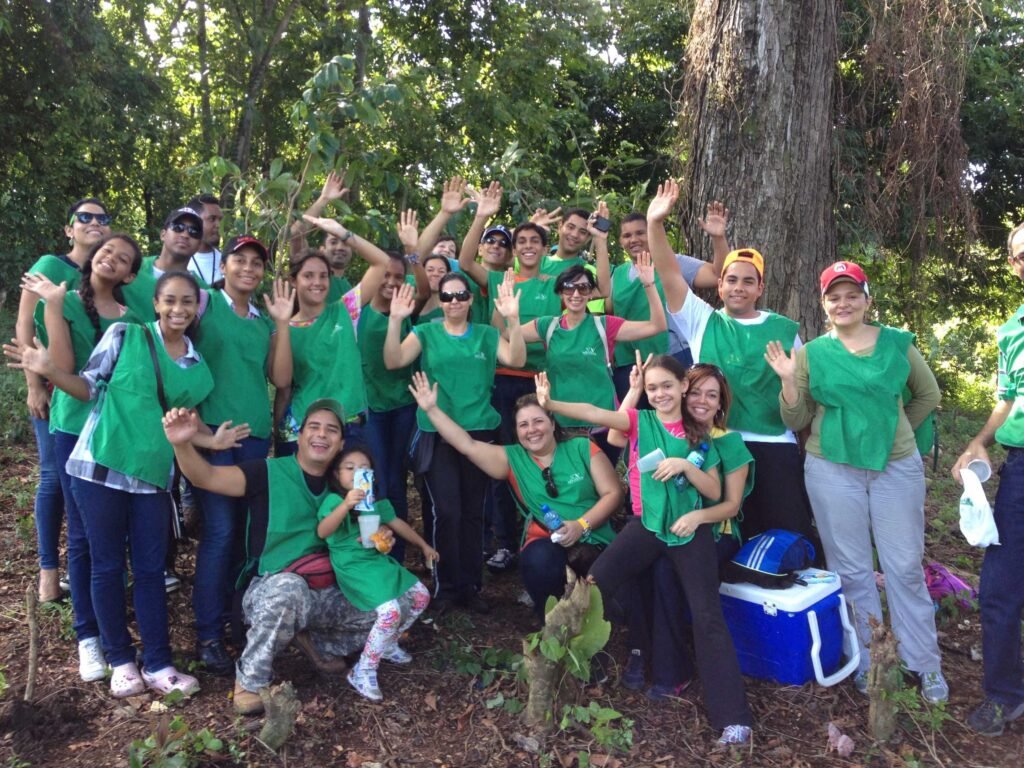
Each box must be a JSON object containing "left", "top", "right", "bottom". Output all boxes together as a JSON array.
[{"left": 678, "top": 0, "right": 837, "bottom": 337}]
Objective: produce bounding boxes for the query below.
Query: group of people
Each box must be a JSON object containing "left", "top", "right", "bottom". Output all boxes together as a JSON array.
[{"left": 7, "top": 173, "right": 1021, "bottom": 745}]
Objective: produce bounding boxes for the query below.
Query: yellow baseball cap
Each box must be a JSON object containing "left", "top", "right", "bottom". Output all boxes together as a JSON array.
[{"left": 722, "top": 248, "right": 764, "bottom": 278}]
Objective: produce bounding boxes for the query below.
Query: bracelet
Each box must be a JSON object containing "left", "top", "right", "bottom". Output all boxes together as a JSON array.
[
  {"left": 405, "top": 252, "right": 420, "bottom": 265},
  {"left": 578, "top": 517, "right": 592, "bottom": 533},
  {"left": 340, "top": 230, "right": 355, "bottom": 243},
  {"left": 641, "top": 282, "right": 654, "bottom": 288}
]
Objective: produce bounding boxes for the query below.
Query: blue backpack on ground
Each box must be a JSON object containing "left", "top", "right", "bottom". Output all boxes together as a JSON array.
[{"left": 723, "top": 529, "right": 817, "bottom": 589}]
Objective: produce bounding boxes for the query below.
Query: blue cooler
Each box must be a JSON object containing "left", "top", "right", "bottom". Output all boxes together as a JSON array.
[{"left": 719, "top": 569, "right": 860, "bottom": 686}]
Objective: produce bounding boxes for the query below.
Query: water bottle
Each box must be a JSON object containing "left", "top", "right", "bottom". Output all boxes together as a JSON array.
[
  {"left": 541, "top": 504, "right": 563, "bottom": 533},
  {"left": 674, "top": 444, "right": 708, "bottom": 490}
]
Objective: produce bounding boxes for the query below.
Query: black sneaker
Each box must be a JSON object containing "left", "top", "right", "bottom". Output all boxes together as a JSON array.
[
  {"left": 196, "top": 639, "right": 235, "bottom": 676},
  {"left": 622, "top": 649, "right": 645, "bottom": 690},
  {"left": 486, "top": 548, "right": 517, "bottom": 572},
  {"left": 967, "top": 698, "right": 1024, "bottom": 737}
]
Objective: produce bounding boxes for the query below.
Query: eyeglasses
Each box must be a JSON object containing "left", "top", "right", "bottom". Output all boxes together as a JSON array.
[
  {"left": 559, "top": 283, "right": 593, "bottom": 297},
  {"left": 542, "top": 466, "right": 559, "bottom": 498},
  {"left": 482, "top": 236, "right": 510, "bottom": 248},
  {"left": 169, "top": 222, "right": 203, "bottom": 239},
  {"left": 70, "top": 212, "right": 113, "bottom": 226},
  {"left": 439, "top": 290, "right": 472, "bottom": 303}
]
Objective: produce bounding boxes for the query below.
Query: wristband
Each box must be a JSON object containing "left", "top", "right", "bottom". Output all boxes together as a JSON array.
[
  {"left": 406, "top": 252, "right": 420, "bottom": 265},
  {"left": 578, "top": 517, "right": 592, "bottom": 533},
  {"left": 340, "top": 230, "right": 355, "bottom": 243}
]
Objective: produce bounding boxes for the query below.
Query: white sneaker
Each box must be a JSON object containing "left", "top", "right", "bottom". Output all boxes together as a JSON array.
[
  {"left": 921, "top": 670, "right": 949, "bottom": 704},
  {"left": 78, "top": 637, "right": 107, "bottom": 682}
]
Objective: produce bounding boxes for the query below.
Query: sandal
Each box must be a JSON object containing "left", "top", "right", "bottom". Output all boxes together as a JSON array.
[{"left": 110, "top": 662, "right": 145, "bottom": 698}]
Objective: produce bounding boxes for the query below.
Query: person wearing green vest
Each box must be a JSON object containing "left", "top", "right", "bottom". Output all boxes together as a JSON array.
[
  {"left": 359, "top": 252, "right": 422, "bottom": 562},
  {"left": 408, "top": 372, "right": 621, "bottom": 619},
  {"left": 317, "top": 445, "right": 436, "bottom": 701},
  {"left": 23, "top": 233, "right": 141, "bottom": 683},
  {"left": 287, "top": 170, "right": 354, "bottom": 303},
  {"left": 16, "top": 197, "right": 112, "bottom": 603},
  {"left": 647, "top": 179, "right": 815, "bottom": 544},
  {"left": 189, "top": 235, "right": 295, "bottom": 676},
  {"left": 384, "top": 272, "right": 524, "bottom": 612},
  {"left": 536, "top": 357, "right": 754, "bottom": 746},
  {"left": 162, "top": 399, "right": 408, "bottom": 716},
  {"left": 121, "top": 207, "right": 207, "bottom": 319},
  {"left": 952, "top": 222, "right": 1024, "bottom": 735},
  {"left": 414, "top": 253, "right": 451, "bottom": 325},
  {"left": 767, "top": 260, "right": 946, "bottom": 704},
  {"left": 605, "top": 203, "right": 731, "bottom": 401},
  {"left": 3, "top": 271, "right": 242, "bottom": 700},
  {"left": 522, "top": 253, "right": 665, "bottom": 465}
]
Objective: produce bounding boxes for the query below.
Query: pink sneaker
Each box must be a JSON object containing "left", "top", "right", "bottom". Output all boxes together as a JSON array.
[
  {"left": 110, "top": 662, "right": 145, "bottom": 698},
  {"left": 142, "top": 666, "right": 200, "bottom": 697}
]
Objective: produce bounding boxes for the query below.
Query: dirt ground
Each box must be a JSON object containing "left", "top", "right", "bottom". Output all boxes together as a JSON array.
[{"left": 0, "top": 444, "right": 1022, "bottom": 767}]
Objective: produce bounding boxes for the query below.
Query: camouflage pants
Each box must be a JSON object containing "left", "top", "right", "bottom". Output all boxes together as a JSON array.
[{"left": 236, "top": 572, "right": 414, "bottom": 692}]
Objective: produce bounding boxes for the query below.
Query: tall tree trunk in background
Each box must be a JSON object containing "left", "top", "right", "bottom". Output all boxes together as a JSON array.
[
  {"left": 678, "top": 0, "right": 837, "bottom": 337},
  {"left": 197, "top": 0, "right": 212, "bottom": 160}
]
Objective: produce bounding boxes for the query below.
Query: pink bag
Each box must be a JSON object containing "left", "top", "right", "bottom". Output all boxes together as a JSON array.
[{"left": 924, "top": 562, "right": 977, "bottom": 611}]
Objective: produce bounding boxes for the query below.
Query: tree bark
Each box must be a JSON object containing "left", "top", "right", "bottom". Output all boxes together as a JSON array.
[{"left": 678, "top": 0, "right": 838, "bottom": 336}]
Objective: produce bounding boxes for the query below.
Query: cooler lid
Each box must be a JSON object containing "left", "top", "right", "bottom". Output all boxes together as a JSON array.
[{"left": 719, "top": 569, "right": 842, "bottom": 612}]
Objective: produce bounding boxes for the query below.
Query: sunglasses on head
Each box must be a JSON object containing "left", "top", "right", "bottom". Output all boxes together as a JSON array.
[
  {"left": 439, "top": 289, "right": 472, "bottom": 303},
  {"left": 541, "top": 466, "right": 559, "bottom": 498},
  {"left": 71, "top": 212, "right": 113, "bottom": 226},
  {"left": 169, "top": 222, "right": 202, "bottom": 239},
  {"left": 482, "top": 236, "right": 510, "bottom": 248},
  {"left": 559, "top": 282, "right": 593, "bottom": 296}
]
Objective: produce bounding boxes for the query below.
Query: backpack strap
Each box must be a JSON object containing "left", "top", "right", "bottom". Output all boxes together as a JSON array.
[{"left": 543, "top": 314, "right": 612, "bottom": 371}]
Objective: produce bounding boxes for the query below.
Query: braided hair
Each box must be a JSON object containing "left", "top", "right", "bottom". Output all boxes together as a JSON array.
[{"left": 79, "top": 234, "right": 142, "bottom": 342}]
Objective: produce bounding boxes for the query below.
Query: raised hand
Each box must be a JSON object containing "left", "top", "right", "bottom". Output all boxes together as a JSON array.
[
  {"left": 534, "top": 371, "right": 552, "bottom": 408},
  {"left": 318, "top": 170, "right": 349, "bottom": 203},
  {"left": 471, "top": 181, "right": 503, "bottom": 220},
  {"left": 263, "top": 278, "right": 296, "bottom": 323},
  {"left": 408, "top": 371, "right": 438, "bottom": 411},
  {"left": 646, "top": 180, "right": 680, "bottom": 223},
  {"left": 634, "top": 250, "right": 656, "bottom": 285},
  {"left": 628, "top": 350, "right": 653, "bottom": 394},
  {"left": 764, "top": 340, "right": 797, "bottom": 380},
  {"left": 302, "top": 214, "right": 348, "bottom": 240},
  {"left": 530, "top": 207, "right": 562, "bottom": 232},
  {"left": 389, "top": 282, "right": 416, "bottom": 320},
  {"left": 21, "top": 273, "right": 67, "bottom": 304},
  {"left": 587, "top": 200, "right": 611, "bottom": 240},
  {"left": 493, "top": 269, "right": 520, "bottom": 319},
  {"left": 397, "top": 209, "right": 419, "bottom": 250},
  {"left": 162, "top": 407, "right": 201, "bottom": 446},
  {"left": 3, "top": 336, "right": 52, "bottom": 377},
  {"left": 697, "top": 200, "right": 730, "bottom": 239},
  {"left": 440, "top": 177, "right": 471, "bottom": 215},
  {"left": 209, "top": 420, "right": 253, "bottom": 451}
]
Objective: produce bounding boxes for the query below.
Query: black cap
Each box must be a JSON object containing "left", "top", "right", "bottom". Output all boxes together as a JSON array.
[
  {"left": 223, "top": 235, "right": 269, "bottom": 263},
  {"left": 163, "top": 207, "right": 203, "bottom": 229}
]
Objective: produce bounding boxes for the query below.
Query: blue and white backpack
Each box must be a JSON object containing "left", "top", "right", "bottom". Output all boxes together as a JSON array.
[{"left": 722, "top": 529, "right": 817, "bottom": 589}]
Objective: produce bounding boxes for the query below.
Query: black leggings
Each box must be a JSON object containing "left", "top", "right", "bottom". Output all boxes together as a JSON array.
[{"left": 590, "top": 518, "right": 752, "bottom": 728}]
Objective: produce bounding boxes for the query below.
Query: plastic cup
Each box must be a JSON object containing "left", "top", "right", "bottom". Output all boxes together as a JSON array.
[
  {"left": 967, "top": 459, "right": 992, "bottom": 483},
  {"left": 358, "top": 514, "right": 381, "bottom": 549}
]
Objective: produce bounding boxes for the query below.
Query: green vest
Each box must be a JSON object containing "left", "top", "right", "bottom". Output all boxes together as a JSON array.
[
  {"left": 805, "top": 325, "right": 913, "bottom": 471},
  {"left": 699, "top": 310, "right": 800, "bottom": 436},
  {"left": 504, "top": 439, "right": 615, "bottom": 546},
  {"left": 610, "top": 264, "right": 669, "bottom": 366},
  {"left": 415, "top": 322, "right": 500, "bottom": 431},
  {"left": 193, "top": 291, "right": 274, "bottom": 438},
  {"left": 995, "top": 304, "right": 1024, "bottom": 447},
  {"left": 358, "top": 304, "right": 416, "bottom": 412},
  {"left": 327, "top": 275, "right": 353, "bottom": 304},
  {"left": 29, "top": 254, "right": 81, "bottom": 289},
  {"left": 538, "top": 315, "right": 614, "bottom": 427},
  {"left": 290, "top": 300, "right": 368, "bottom": 423},
  {"left": 121, "top": 256, "right": 211, "bottom": 321},
  {"left": 258, "top": 455, "right": 330, "bottom": 575},
  {"left": 540, "top": 255, "right": 584, "bottom": 276},
  {"left": 707, "top": 429, "right": 754, "bottom": 543},
  {"left": 89, "top": 323, "right": 214, "bottom": 488},
  {"left": 48, "top": 293, "right": 136, "bottom": 436},
  {"left": 487, "top": 270, "right": 562, "bottom": 371},
  {"left": 636, "top": 410, "right": 720, "bottom": 546},
  {"left": 414, "top": 304, "right": 444, "bottom": 326}
]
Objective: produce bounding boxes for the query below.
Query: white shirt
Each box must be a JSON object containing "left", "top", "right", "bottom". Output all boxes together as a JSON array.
[{"left": 189, "top": 249, "right": 223, "bottom": 286}]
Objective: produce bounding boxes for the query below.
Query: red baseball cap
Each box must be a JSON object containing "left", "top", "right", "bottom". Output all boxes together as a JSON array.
[
  {"left": 819, "top": 261, "right": 869, "bottom": 296},
  {"left": 224, "top": 235, "right": 269, "bottom": 263}
]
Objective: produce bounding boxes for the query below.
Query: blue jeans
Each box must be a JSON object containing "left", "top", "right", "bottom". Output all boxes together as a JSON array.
[
  {"left": 193, "top": 433, "right": 270, "bottom": 642},
  {"left": 364, "top": 404, "right": 416, "bottom": 563},
  {"left": 520, "top": 538, "right": 570, "bottom": 619},
  {"left": 78, "top": 480, "right": 172, "bottom": 671},
  {"left": 980, "top": 447, "right": 1024, "bottom": 707},
  {"left": 53, "top": 431, "right": 99, "bottom": 642},
  {"left": 32, "top": 416, "right": 64, "bottom": 570}
]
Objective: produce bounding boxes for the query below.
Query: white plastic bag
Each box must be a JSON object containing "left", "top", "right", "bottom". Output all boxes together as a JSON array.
[{"left": 959, "top": 468, "right": 1000, "bottom": 548}]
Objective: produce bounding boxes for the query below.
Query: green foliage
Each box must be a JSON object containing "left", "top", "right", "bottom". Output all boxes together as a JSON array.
[
  {"left": 558, "top": 701, "right": 635, "bottom": 753},
  {"left": 40, "top": 600, "right": 75, "bottom": 643},
  {"left": 128, "top": 715, "right": 241, "bottom": 768},
  {"left": 434, "top": 639, "right": 523, "bottom": 688},
  {"left": 0, "top": 665, "right": 8, "bottom": 699}
]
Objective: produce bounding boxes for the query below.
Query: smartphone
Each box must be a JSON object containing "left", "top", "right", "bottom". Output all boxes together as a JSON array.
[{"left": 592, "top": 215, "right": 611, "bottom": 233}]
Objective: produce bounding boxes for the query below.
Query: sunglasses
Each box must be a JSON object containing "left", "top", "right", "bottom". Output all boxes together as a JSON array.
[
  {"left": 542, "top": 466, "right": 559, "bottom": 498},
  {"left": 439, "top": 289, "right": 472, "bottom": 303},
  {"left": 71, "top": 212, "right": 113, "bottom": 226},
  {"left": 169, "top": 222, "right": 203, "bottom": 239},
  {"left": 559, "top": 282, "right": 593, "bottom": 297},
  {"left": 482, "top": 236, "right": 510, "bottom": 248}
]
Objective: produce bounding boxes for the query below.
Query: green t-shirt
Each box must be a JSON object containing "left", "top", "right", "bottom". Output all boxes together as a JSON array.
[
  {"left": 995, "top": 303, "right": 1024, "bottom": 447},
  {"left": 487, "top": 270, "right": 561, "bottom": 372},
  {"left": 413, "top": 322, "right": 500, "bottom": 431},
  {"left": 317, "top": 496, "right": 417, "bottom": 611},
  {"left": 537, "top": 314, "right": 614, "bottom": 427},
  {"left": 327, "top": 275, "right": 353, "bottom": 304},
  {"left": 706, "top": 429, "right": 754, "bottom": 543},
  {"left": 610, "top": 263, "right": 669, "bottom": 366},
  {"left": 28, "top": 254, "right": 81, "bottom": 290},
  {"left": 358, "top": 304, "right": 416, "bottom": 412}
]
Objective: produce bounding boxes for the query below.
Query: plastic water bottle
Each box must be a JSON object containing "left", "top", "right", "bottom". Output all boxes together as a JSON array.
[
  {"left": 541, "top": 504, "right": 563, "bottom": 533},
  {"left": 674, "top": 444, "right": 708, "bottom": 490}
]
